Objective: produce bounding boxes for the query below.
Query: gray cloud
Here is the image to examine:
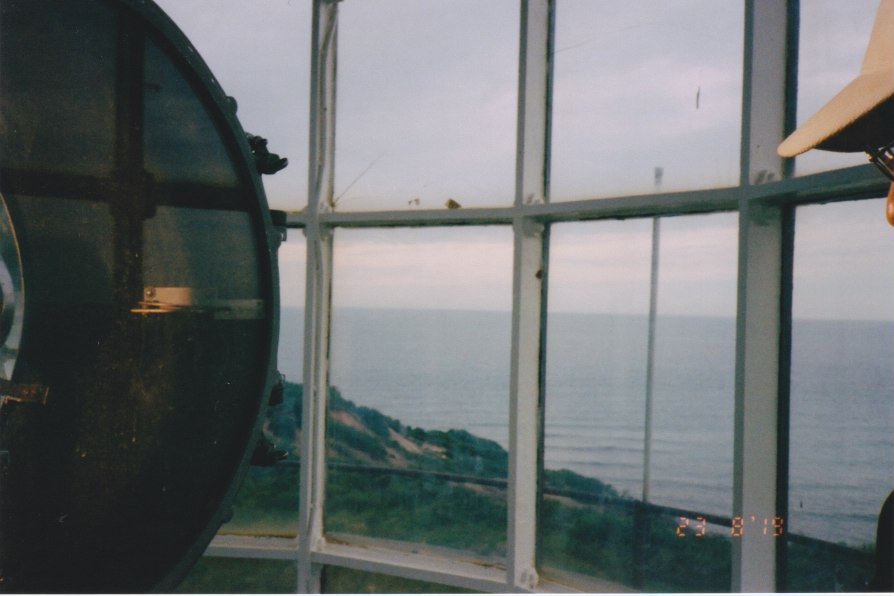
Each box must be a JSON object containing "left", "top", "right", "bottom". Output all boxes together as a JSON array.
[{"left": 153, "top": 0, "right": 889, "bottom": 320}]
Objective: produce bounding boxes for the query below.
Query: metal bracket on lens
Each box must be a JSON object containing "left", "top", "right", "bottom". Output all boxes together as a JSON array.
[
  {"left": 0, "top": 379, "right": 49, "bottom": 407},
  {"left": 132, "top": 286, "right": 264, "bottom": 320}
]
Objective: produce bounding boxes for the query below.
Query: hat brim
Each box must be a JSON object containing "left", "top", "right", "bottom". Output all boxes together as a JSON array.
[{"left": 778, "top": 70, "right": 894, "bottom": 157}]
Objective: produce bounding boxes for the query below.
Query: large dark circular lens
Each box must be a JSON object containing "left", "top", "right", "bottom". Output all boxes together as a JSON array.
[{"left": 0, "top": 0, "right": 279, "bottom": 591}]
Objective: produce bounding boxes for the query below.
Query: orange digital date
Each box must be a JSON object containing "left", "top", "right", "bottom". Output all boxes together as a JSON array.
[{"left": 675, "top": 515, "right": 784, "bottom": 537}]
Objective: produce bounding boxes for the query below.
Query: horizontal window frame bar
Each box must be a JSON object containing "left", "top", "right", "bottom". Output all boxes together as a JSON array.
[
  {"left": 207, "top": 535, "right": 298, "bottom": 560},
  {"left": 282, "top": 164, "right": 885, "bottom": 229},
  {"left": 203, "top": 514, "right": 871, "bottom": 594}
]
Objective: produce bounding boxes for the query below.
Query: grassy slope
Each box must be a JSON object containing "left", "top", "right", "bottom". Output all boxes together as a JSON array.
[{"left": 179, "top": 382, "right": 875, "bottom": 593}]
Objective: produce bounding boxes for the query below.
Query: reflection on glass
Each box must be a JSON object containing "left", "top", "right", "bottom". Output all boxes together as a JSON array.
[
  {"left": 155, "top": 0, "right": 311, "bottom": 210},
  {"left": 551, "top": 0, "right": 743, "bottom": 201},
  {"left": 0, "top": 193, "right": 24, "bottom": 378},
  {"left": 795, "top": 0, "right": 878, "bottom": 176},
  {"left": 326, "top": 227, "right": 512, "bottom": 559},
  {"left": 786, "top": 198, "right": 893, "bottom": 591},
  {"left": 542, "top": 215, "right": 736, "bottom": 592},
  {"left": 335, "top": 0, "right": 518, "bottom": 210}
]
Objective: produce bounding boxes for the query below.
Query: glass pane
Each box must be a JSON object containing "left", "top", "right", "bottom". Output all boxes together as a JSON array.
[
  {"left": 326, "top": 227, "right": 512, "bottom": 559},
  {"left": 786, "top": 198, "right": 893, "bottom": 591},
  {"left": 144, "top": 38, "right": 239, "bottom": 187},
  {"left": 278, "top": 238, "right": 307, "bottom": 382},
  {"left": 219, "top": 237, "right": 305, "bottom": 538},
  {"left": 0, "top": 0, "right": 117, "bottom": 176},
  {"left": 643, "top": 214, "right": 737, "bottom": 592},
  {"left": 551, "top": 1, "right": 743, "bottom": 201},
  {"left": 648, "top": 214, "right": 738, "bottom": 517},
  {"left": 175, "top": 557, "right": 296, "bottom": 593},
  {"left": 155, "top": 0, "right": 310, "bottom": 210},
  {"left": 321, "top": 566, "right": 479, "bottom": 593},
  {"left": 794, "top": 0, "right": 879, "bottom": 177},
  {"left": 542, "top": 219, "right": 651, "bottom": 591},
  {"left": 542, "top": 214, "right": 738, "bottom": 592},
  {"left": 335, "top": 0, "right": 518, "bottom": 210}
]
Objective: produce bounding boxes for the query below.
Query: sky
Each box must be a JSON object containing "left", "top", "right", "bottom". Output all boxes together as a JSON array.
[{"left": 155, "top": 0, "right": 892, "bottom": 320}]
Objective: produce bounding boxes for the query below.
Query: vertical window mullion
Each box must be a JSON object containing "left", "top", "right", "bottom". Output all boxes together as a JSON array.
[
  {"left": 298, "top": 0, "right": 338, "bottom": 592},
  {"left": 508, "top": 0, "right": 554, "bottom": 591},
  {"left": 734, "top": 0, "right": 796, "bottom": 591}
]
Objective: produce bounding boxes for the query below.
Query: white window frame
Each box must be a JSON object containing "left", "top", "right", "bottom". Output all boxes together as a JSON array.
[{"left": 205, "top": 0, "right": 890, "bottom": 592}]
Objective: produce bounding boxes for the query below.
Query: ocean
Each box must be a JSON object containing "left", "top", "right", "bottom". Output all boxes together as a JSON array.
[{"left": 276, "top": 306, "right": 893, "bottom": 547}]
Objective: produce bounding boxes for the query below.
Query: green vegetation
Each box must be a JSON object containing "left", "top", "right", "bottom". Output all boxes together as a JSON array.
[
  {"left": 179, "top": 381, "right": 876, "bottom": 593},
  {"left": 221, "top": 464, "right": 300, "bottom": 536},
  {"left": 327, "top": 469, "right": 507, "bottom": 555},
  {"left": 175, "top": 557, "right": 472, "bottom": 594},
  {"left": 175, "top": 558, "right": 296, "bottom": 593},
  {"left": 538, "top": 497, "right": 733, "bottom": 592},
  {"left": 785, "top": 539, "right": 875, "bottom": 592},
  {"left": 321, "top": 567, "right": 478, "bottom": 593},
  {"left": 174, "top": 558, "right": 477, "bottom": 594}
]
